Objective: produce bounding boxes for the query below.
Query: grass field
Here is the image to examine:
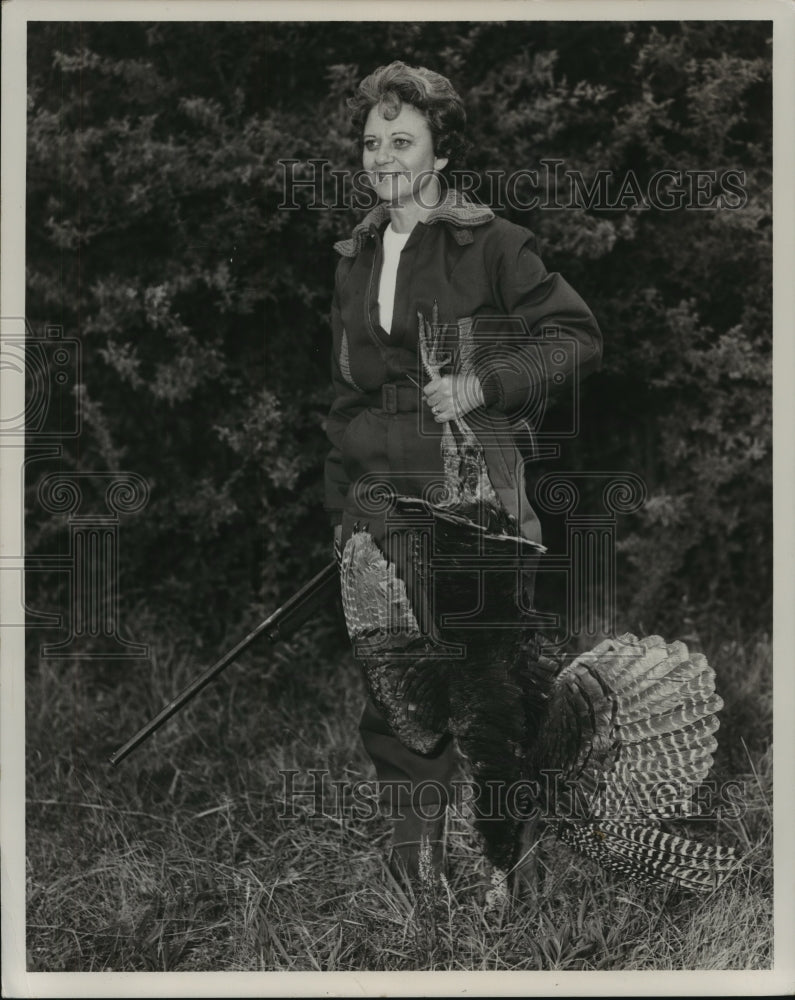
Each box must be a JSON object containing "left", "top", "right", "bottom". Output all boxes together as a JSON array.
[{"left": 25, "top": 607, "right": 772, "bottom": 972}]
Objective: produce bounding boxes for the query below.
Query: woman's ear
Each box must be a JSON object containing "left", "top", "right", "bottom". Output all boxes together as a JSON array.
[{"left": 434, "top": 155, "right": 449, "bottom": 172}]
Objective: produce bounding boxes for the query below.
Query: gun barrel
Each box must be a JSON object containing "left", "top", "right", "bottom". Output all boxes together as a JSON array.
[{"left": 108, "top": 559, "right": 338, "bottom": 766}]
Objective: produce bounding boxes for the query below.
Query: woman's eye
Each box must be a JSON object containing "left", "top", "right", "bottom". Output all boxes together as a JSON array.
[
  {"left": 393, "top": 138, "right": 410, "bottom": 148},
  {"left": 363, "top": 139, "right": 378, "bottom": 151}
]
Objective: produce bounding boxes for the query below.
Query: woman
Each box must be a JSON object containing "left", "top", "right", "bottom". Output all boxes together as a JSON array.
[{"left": 324, "top": 61, "right": 602, "bottom": 880}]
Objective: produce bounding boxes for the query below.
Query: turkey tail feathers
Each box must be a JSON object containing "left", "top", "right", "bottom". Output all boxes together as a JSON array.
[
  {"left": 528, "top": 633, "right": 738, "bottom": 889},
  {"left": 558, "top": 820, "right": 738, "bottom": 892},
  {"left": 555, "top": 634, "right": 726, "bottom": 807}
]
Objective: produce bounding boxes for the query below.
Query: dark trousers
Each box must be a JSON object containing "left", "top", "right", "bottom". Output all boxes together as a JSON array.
[{"left": 358, "top": 697, "right": 463, "bottom": 819}]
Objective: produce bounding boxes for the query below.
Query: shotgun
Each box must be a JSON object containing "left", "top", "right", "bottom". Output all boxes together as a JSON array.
[{"left": 109, "top": 559, "right": 339, "bottom": 766}]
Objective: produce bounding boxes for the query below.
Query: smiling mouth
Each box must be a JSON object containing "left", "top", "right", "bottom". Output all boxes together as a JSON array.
[{"left": 376, "top": 171, "right": 409, "bottom": 182}]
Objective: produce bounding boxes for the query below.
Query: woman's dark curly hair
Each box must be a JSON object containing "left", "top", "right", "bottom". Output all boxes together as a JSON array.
[{"left": 348, "top": 61, "right": 469, "bottom": 167}]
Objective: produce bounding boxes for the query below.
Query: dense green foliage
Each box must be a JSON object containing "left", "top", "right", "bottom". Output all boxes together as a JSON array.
[{"left": 26, "top": 21, "right": 771, "bottom": 645}]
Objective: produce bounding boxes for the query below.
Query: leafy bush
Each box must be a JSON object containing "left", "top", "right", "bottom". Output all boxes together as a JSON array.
[{"left": 26, "top": 21, "right": 771, "bottom": 644}]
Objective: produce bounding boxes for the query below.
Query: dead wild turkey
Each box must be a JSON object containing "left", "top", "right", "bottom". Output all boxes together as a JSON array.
[{"left": 339, "top": 308, "right": 738, "bottom": 894}]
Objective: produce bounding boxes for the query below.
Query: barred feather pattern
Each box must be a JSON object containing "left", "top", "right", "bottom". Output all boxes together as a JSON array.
[
  {"left": 340, "top": 530, "right": 449, "bottom": 754},
  {"left": 338, "top": 328, "right": 364, "bottom": 391},
  {"left": 557, "top": 820, "right": 737, "bottom": 892},
  {"left": 522, "top": 634, "right": 738, "bottom": 890},
  {"left": 526, "top": 635, "right": 725, "bottom": 820}
]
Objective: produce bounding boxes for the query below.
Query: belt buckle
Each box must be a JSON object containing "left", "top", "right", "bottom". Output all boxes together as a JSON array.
[{"left": 382, "top": 383, "right": 398, "bottom": 413}]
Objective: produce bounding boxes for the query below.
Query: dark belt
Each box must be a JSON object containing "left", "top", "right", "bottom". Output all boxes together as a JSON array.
[{"left": 362, "top": 382, "right": 421, "bottom": 413}]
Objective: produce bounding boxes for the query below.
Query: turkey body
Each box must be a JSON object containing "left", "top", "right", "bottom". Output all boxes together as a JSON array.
[
  {"left": 341, "top": 492, "right": 540, "bottom": 872},
  {"left": 342, "top": 517, "right": 737, "bottom": 891},
  {"left": 339, "top": 311, "right": 737, "bottom": 893}
]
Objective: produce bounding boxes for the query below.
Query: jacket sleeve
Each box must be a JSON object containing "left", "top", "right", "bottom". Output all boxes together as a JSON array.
[
  {"left": 324, "top": 278, "right": 353, "bottom": 526},
  {"left": 473, "top": 232, "right": 603, "bottom": 414}
]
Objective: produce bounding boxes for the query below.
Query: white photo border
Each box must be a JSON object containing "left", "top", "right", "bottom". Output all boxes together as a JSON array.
[{"left": 2, "top": 1, "right": 793, "bottom": 996}]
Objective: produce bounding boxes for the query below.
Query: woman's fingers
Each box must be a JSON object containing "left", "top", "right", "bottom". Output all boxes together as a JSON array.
[
  {"left": 424, "top": 377, "right": 452, "bottom": 422},
  {"left": 424, "top": 376, "right": 455, "bottom": 418},
  {"left": 423, "top": 375, "right": 483, "bottom": 422},
  {"left": 422, "top": 376, "right": 444, "bottom": 404}
]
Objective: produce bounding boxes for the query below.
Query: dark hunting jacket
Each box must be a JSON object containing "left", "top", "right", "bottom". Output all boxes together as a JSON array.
[{"left": 324, "top": 191, "right": 602, "bottom": 544}]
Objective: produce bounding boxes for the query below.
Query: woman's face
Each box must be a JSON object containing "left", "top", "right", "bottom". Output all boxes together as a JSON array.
[{"left": 362, "top": 102, "right": 448, "bottom": 207}]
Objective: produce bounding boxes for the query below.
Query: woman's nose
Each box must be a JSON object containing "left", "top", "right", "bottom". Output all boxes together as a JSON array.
[{"left": 374, "top": 146, "right": 393, "bottom": 165}]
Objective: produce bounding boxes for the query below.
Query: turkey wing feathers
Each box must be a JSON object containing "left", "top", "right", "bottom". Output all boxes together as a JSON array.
[
  {"left": 559, "top": 820, "right": 737, "bottom": 892},
  {"left": 526, "top": 635, "right": 726, "bottom": 823}
]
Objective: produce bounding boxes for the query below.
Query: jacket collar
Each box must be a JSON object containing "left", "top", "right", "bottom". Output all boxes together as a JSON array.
[{"left": 333, "top": 189, "right": 495, "bottom": 257}]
